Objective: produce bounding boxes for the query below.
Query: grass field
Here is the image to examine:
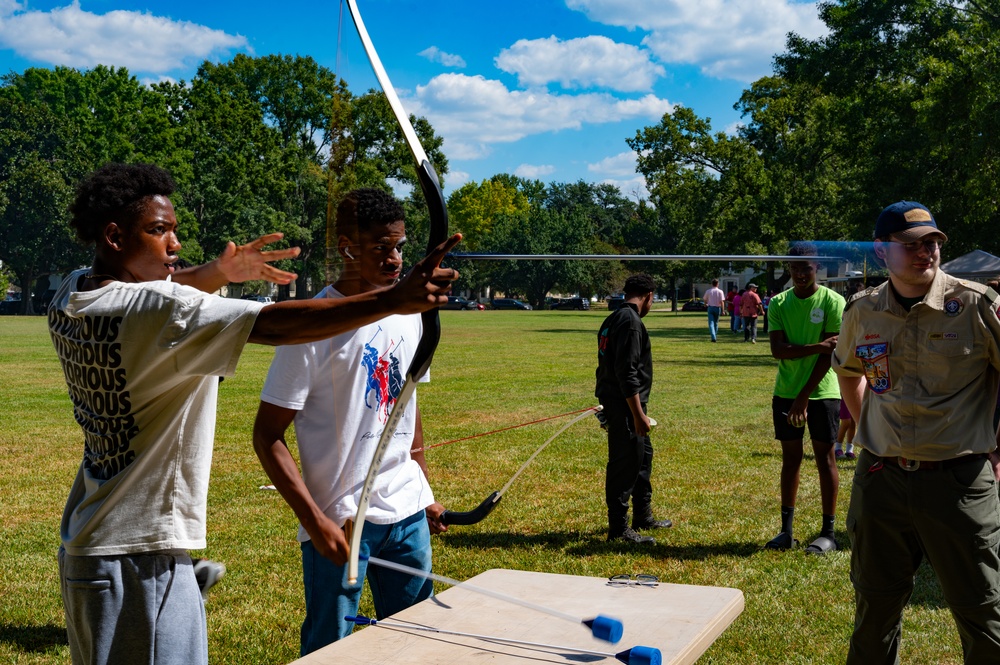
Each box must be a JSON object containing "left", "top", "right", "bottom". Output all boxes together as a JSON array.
[{"left": 0, "top": 310, "right": 962, "bottom": 664}]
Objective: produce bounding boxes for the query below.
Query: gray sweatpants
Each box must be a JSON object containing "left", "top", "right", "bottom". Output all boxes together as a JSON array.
[{"left": 59, "top": 548, "right": 207, "bottom": 665}]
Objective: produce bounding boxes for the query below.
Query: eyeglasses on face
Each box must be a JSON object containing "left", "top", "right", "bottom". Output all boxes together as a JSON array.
[
  {"left": 607, "top": 574, "right": 659, "bottom": 587},
  {"left": 888, "top": 238, "right": 945, "bottom": 252}
]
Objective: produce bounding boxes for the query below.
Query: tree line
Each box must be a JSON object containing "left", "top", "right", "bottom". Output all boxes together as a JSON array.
[
  {"left": 630, "top": 0, "right": 1000, "bottom": 284},
  {"left": 3, "top": 0, "right": 998, "bottom": 312}
]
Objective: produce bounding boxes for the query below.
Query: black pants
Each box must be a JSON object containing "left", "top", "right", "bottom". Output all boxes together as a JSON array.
[{"left": 602, "top": 401, "right": 654, "bottom": 533}]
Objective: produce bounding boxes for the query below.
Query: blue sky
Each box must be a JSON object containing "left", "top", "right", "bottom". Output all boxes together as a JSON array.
[{"left": 0, "top": 0, "right": 828, "bottom": 197}]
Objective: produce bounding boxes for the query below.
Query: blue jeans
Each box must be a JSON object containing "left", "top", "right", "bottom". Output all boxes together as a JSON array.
[
  {"left": 707, "top": 306, "right": 721, "bottom": 341},
  {"left": 300, "top": 510, "right": 434, "bottom": 655}
]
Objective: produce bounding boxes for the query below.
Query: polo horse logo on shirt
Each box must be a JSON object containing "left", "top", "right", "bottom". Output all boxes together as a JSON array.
[{"left": 361, "top": 326, "right": 405, "bottom": 422}]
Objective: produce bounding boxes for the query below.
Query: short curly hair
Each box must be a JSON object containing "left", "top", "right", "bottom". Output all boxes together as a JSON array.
[
  {"left": 788, "top": 241, "right": 819, "bottom": 259},
  {"left": 335, "top": 188, "right": 405, "bottom": 237},
  {"left": 69, "top": 163, "right": 176, "bottom": 245},
  {"left": 623, "top": 273, "right": 656, "bottom": 297}
]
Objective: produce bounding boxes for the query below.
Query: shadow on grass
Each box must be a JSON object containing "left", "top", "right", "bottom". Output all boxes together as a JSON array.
[
  {"left": 0, "top": 622, "right": 67, "bottom": 652},
  {"left": 444, "top": 529, "right": 764, "bottom": 560}
]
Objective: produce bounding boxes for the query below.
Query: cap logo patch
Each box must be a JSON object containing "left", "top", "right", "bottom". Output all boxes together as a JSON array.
[{"left": 903, "top": 209, "right": 933, "bottom": 223}]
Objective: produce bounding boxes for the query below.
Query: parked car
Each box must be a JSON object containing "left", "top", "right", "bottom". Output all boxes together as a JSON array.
[
  {"left": 551, "top": 297, "right": 590, "bottom": 311},
  {"left": 606, "top": 295, "right": 625, "bottom": 311},
  {"left": 681, "top": 298, "right": 708, "bottom": 312},
  {"left": 443, "top": 296, "right": 483, "bottom": 310},
  {"left": 241, "top": 294, "right": 274, "bottom": 304},
  {"left": 491, "top": 298, "right": 532, "bottom": 310}
]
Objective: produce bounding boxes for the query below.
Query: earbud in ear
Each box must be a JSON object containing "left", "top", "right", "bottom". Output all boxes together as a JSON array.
[{"left": 344, "top": 249, "right": 355, "bottom": 260}]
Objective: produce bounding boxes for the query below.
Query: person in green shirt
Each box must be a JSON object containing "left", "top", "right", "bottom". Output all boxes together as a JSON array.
[{"left": 764, "top": 242, "right": 846, "bottom": 554}]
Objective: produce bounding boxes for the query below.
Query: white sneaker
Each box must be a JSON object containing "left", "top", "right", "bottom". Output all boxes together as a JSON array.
[{"left": 193, "top": 559, "right": 226, "bottom": 600}]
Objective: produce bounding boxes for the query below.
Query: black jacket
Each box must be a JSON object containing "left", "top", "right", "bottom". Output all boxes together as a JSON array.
[{"left": 595, "top": 303, "right": 652, "bottom": 404}]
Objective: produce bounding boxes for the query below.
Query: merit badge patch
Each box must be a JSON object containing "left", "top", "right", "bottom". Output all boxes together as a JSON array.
[
  {"left": 856, "top": 342, "right": 890, "bottom": 394},
  {"left": 944, "top": 298, "right": 964, "bottom": 316}
]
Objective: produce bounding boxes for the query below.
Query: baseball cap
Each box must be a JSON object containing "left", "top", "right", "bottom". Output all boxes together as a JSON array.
[
  {"left": 747, "top": 283, "right": 757, "bottom": 289},
  {"left": 873, "top": 201, "right": 948, "bottom": 242}
]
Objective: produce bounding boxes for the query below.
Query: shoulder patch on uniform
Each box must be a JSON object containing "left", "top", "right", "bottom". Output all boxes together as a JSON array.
[
  {"left": 956, "top": 279, "right": 988, "bottom": 295},
  {"left": 844, "top": 287, "right": 876, "bottom": 313}
]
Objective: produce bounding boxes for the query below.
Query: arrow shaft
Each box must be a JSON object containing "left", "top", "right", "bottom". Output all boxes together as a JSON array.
[
  {"left": 364, "top": 555, "right": 581, "bottom": 624},
  {"left": 448, "top": 253, "right": 841, "bottom": 261},
  {"left": 350, "top": 616, "right": 620, "bottom": 658}
]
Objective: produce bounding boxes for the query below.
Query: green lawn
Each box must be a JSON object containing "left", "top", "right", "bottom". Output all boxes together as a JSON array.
[{"left": 0, "top": 311, "right": 962, "bottom": 664}]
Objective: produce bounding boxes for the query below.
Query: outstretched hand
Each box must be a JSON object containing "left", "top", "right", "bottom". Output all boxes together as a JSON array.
[
  {"left": 389, "top": 233, "right": 463, "bottom": 313},
  {"left": 218, "top": 233, "right": 301, "bottom": 285}
]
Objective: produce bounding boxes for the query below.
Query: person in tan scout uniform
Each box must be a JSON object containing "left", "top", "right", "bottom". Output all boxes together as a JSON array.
[{"left": 833, "top": 200, "right": 1000, "bottom": 664}]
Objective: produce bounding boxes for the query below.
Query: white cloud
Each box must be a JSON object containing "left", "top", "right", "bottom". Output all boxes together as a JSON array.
[
  {"left": 600, "top": 175, "right": 650, "bottom": 201},
  {"left": 407, "top": 73, "right": 673, "bottom": 146},
  {"left": 565, "top": 0, "right": 827, "bottom": 82},
  {"left": 495, "top": 35, "right": 663, "bottom": 92},
  {"left": 0, "top": 1, "right": 248, "bottom": 74},
  {"left": 443, "top": 141, "right": 492, "bottom": 161},
  {"left": 724, "top": 120, "right": 744, "bottom": 136},
  {"left": 514, "top": 164, "right": 555, "bottom": 179},
  {"left": 418, "top": 45, "right": 466, "bottom": 68},
  {"left": 0, "top": 1, "right": 23, "bottom": 18},
  {"left": 587, "top": 151, "right": 638, "bottom": 178},
  {"left": 586, "top": 152, "right": 649, "bottom": 199},
  {"left": 444, "top": 170, "right": 471, "bottom": 190}
]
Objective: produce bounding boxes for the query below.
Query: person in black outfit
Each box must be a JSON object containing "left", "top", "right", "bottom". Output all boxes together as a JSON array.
[{"left": 596, "top": 274, "right": 672, "bottom": 544}]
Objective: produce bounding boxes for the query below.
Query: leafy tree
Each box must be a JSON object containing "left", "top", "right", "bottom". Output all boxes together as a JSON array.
[
  {"left": 448, "top": 177, "right": 531, "bottom": 250},
  {"left": 480, "top": 205, "right": 591, "bottom": 308},
  {"left": 1, "top": 66, "right": 178, "bottom": 310},
  {"left": 0, "top": 95, "right": 86, "bottom": 313},
  {"left": 775, "top": 0, "right": 1000, "bottom": 255}
]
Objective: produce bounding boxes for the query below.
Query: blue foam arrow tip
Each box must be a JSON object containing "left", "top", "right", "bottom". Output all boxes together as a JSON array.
[
  {"left": 616, "top": 645, "right": 662, "bottom": 665},
  {"left": 585, "top": 614, "right": 624, "bottom": 643}
]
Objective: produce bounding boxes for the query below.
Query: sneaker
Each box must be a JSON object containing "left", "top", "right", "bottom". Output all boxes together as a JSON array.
[
  {"left": 608, "top": 527, "right": 656, "bottom": 544},
  {"left": 633, "top": 518, "right": 673, "bottom": 530},
  {"left": 845, "top": 450, "right": 856, "bottom": 460},
  {"left": 835, "top": 448, "right": 845, "bottom": 459},
  {"left": 193, "top": 559, "right": 226, "bottom": 599}
]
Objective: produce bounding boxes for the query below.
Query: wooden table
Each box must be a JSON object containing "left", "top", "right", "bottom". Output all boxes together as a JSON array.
[{"left": 292, "top": 569, "right": 744, "bottom": 665}]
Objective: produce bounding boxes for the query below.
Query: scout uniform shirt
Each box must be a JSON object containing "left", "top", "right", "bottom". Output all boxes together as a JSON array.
[{"left": 832, "top": 270, "right": 1000, "bottom": 461}]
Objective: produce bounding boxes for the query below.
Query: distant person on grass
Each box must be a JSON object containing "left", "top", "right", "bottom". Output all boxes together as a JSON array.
[
  {"left": 596, "top": 273, "right": 672, "bottom": 544},
  {"left": 834, "top": 398, "right": 856, "bottom": 460},
  {"left": 253, "top": 188, "right": 449, "bottom": 655},
  {"left": 741, "top": 283, "right": 763, "bottom": 343},
  {"left": 833, "top": 201, "right": 1000, "bottom": 663},
  {"left": 764, "top": 242, "right": 845, "bottom": 554},
  {"left": 726, "top": 286, "right": 737, "bottom": 333},
  {"left": 732, "top": 288, "right": 744, "bottom": 334},
  {"left": 703, "top": 278, "right": 726, "bottom": 342},
  {"left": 49, "top": 163, "right": 459, "bottom": 665}
]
